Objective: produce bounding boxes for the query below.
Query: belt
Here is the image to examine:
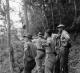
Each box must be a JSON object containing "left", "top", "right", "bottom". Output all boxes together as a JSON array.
[{"left": 37, "top": 49, "right": 45, "bottom": 52}]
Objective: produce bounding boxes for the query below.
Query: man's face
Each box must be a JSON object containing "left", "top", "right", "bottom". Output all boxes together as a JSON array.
[
  {"left": 44, "top": 32, "right": 48, "bottom": 39},
  {"left": 58, "top": 27, "right": 63, "bottom": 33}
]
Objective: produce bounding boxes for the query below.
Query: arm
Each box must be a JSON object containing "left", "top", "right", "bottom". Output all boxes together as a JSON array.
[{"left": 61, "top": 30, "right": 70, "bottom": 42}]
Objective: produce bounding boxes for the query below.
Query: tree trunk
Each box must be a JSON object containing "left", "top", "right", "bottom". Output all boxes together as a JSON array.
[
  {"left": 23, "top": 0, "right": 30, "bottom": 35},
  {"left": 51, "top": 0, "right": 54, "bottom": 29},
  {"left": 56, "top": 0, "right": 58, "bottom": 3},
  {"left": 72, "top": 0, "right": 77, "bottom": 25},
  {"left": 6, "top": 0, "right": 14, "bottom": 73},
  {"left": 74, "top": 0, "right": 77, "bottom": 18},
  {"left": 59, "top": 8, "right": 61, "bottom": 24},
  {"left": 72, "top": 0, "right": 77, "bottom": 40},
  {"left": 0, "top": 0, "right": 1, "bottom": 11},
  {"left": 69, "top": 0, "right": 71, "bottom": 3}
]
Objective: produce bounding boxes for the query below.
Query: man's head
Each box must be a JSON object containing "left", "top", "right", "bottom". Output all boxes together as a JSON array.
[
  {"left": 38, "top": 32, "right": 43, "bottom": 38},
  {"left": 57, "top": 24, "right": 64, "bottom": 33}
]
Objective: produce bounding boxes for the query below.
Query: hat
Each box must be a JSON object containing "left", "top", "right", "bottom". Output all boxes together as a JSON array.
[
  {"left": 23, "top": 33, "right": 32, "bottom": 39},
  {"left": 38, "top": 32, "right": 43, "bottom": 37},
  {"left": 57, "top": 24, "right": 64, "bottom": 28}
]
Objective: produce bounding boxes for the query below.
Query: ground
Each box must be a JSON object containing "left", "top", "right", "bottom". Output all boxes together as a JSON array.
[{"left": 0, "top": 35, "right": 80, "bottom": 73}]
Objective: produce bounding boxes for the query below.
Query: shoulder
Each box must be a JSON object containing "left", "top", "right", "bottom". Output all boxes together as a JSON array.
[
  {"left": 61, "top": 30, "right": 70, "bottom": 40},
  {"left": 52, "top": 34, "right": 58, "bottom": 39},
  {"left": 62, "top": 30, "right": 69, "bottom": 34}
]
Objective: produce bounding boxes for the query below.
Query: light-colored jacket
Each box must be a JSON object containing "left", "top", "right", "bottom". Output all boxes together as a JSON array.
[{"left": 61, "top": 30, "right": 70, "bottom": 41}]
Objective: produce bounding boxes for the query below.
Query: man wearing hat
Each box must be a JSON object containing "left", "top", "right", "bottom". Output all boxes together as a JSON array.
[
  {"left": 23, "top": 33, "right": 37, "bottom": 73},
  {"left": 57, "top": 24, "right": 71, "bottom": 73},
  {"left": 35, "top": 32, "right": 46, "bottom": 73}
]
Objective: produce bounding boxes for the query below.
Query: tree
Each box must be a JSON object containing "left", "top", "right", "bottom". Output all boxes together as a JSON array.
[
  {"left": 23, "top": 0, "right": 30, "bottom": 34},
  {"left": 22, "top": 0, "right": 48, "bottom": 35},
  {"left": 6, "top": 0, "right": 14, "bottom": 73},
  {"left": 23, "top": 0, "right": 80, "bottom": 38}
]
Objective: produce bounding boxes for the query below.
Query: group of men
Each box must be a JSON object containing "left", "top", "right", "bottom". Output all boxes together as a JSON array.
[{"left": 23, "top": 24, "right": 71, "bottom": 73}]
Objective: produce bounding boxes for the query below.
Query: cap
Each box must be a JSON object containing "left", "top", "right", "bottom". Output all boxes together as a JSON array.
[{"left": 57, "top": 24, "right": 64, "bottom": 28}]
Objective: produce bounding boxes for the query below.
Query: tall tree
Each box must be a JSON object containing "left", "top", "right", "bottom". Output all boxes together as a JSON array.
[
  {"left": 23, "top": 0, "right": 30, "bottom": 34},
  {"left": 6, "top": 0, "right": 14, "bottom": 73}
]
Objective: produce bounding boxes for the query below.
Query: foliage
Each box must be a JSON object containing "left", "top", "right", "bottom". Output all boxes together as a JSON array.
[{"left": 23, "top": 0, "right": 80, "bottom": 35}]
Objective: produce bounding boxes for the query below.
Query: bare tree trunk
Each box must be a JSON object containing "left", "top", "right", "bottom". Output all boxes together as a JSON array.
[
  {"left": 56, "top": 0, "right": 61, "bottom": 24},
  {"left": 74, "top": 0, "right": 77, "bottom": 18},
  {"left": 0, "top": 0, "right": 1, "bottom": 7},
  {"left": 57, "top": 1, "right": 61, "bottom": 24},
  {"left": 72, "top": 0, "right": 77, "bottom": 25},
  {"left": 23, "top": 0, "right": 30, "bottom": 35},
  {"left": 6, "top": 0, "right": 13, "bottom": 73},
  {"left": 56, "top": 0, "right": 58, "bottom": 3},
  {"left": 73, "top": 0, "right": 77, "bottom": 40},
  {"left": 69, "top": 0, "right": 71, "bottom": 3},
  {"left": 51, "top": 0, "right": 54, "bottom": 29},
  {"left": 0, "top": 0, "right": 1, "bottom": 11},
  {"left": 23, "top": 0, "right": 30, "bottom": 73}
]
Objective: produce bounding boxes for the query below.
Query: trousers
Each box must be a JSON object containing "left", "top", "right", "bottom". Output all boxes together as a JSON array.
[
  {"left": 24, "top": 59, "right": 36, "bottom": 73},
  {"left": 60, "top": 47, "right": 69, "bottom": 73},
  {"left": 45, "top": 54, "right": 56, "bottom": 73},
  {"left": 35, "top": 50, "right": 45, "bottom": 73}
]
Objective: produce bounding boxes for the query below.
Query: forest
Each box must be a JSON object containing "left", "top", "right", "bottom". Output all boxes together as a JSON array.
[
  {"left": 23, "top": 0, "right": 80, "bottom": 38},
  {"left": 0, "top": 0, "right": 80, "bottom": 73}
]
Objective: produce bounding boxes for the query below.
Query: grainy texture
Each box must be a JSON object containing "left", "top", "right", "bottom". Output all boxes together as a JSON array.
[{"left": 0, "top": 36, "right": 80, "bottom": 73}]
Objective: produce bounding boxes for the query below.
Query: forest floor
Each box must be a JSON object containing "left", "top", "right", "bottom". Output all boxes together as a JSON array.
[{"left": 0, "top": 35, "right": 80, "bottom": 73}]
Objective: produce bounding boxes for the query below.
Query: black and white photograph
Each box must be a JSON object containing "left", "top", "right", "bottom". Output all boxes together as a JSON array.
[{"left": 0, "top": 0, "right": 80, "bottom": 73}]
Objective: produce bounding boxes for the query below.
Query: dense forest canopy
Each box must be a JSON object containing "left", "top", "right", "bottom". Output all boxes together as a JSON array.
[
  {"left": 0, "top": 0, "right": 80, "bottom": 36},
  {"left": 23, "top": 0, "right": 80, "bottom": 36}
]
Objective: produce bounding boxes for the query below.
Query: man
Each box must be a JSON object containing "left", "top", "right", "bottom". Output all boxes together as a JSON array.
[
  {"left": 44, "top": 29, "right": 56, "bottom": 73},
  {"left": 23, "top": 33, "right": 37, "bottom": 73},
  {"left": 57, "top": 24, "right": 71, "bottom": 73},
  {"left": 57, "top": 24, "right": 70, "bottom": 41},
  {"left": 35, "top": 32, "right": 46, "bottom": 73}
]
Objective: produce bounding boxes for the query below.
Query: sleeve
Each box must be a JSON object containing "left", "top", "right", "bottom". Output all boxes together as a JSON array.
[{"left": 62, "top": 30, "right": 70, "bottom": 41}]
